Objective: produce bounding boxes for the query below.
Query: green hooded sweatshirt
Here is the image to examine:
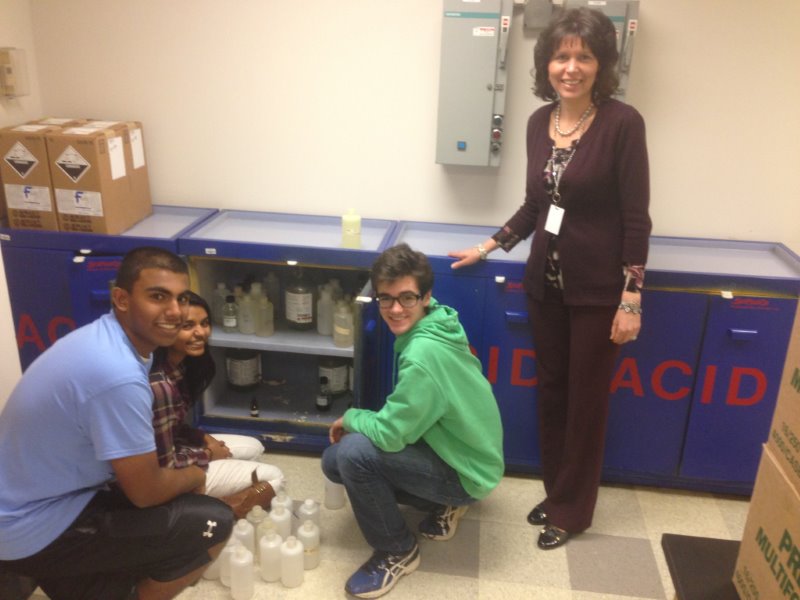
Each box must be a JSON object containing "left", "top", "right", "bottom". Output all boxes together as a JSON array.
[{"left": 343, "top": 298, "right": 504, "bottom": 499}]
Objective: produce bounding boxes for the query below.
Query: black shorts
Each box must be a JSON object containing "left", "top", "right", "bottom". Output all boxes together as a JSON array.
[{"left": 0, "top": 488, "right": 234, "bottom": 600}]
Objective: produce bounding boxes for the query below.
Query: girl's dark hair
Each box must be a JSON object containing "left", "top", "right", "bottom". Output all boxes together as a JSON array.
[
  {"left": 532, "top": 7, "right": 620, "bottom": 103},
  {"left": 153, "top": 291, "right": 216, "bottom": 404},
  {"left": 370, "top": 243, "right": 434, "bottom": 296}
]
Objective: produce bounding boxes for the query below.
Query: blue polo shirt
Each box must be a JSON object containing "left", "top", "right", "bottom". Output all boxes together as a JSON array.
[{"left": 0, "top": 312, "right": 157, "bottom": 560}]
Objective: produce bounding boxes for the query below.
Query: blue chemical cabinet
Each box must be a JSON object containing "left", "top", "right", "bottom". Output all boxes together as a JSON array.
[
  {"left": 390, "top": 222, "right": 800, "bottom": 493},
  {"left": 2, "top": 207, "right": 798, "bottom": 494},
  {"left": 177, "top": 210, "right": 398, "bottom": 452}
]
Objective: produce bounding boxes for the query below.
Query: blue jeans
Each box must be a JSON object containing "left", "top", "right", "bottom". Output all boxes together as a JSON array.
[{"left": 321, "top": 433, "right": 475, "bottom": 554}]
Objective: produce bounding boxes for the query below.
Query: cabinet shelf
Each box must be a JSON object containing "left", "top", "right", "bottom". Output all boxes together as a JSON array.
[{"left": 210, "top": 326, "right": 353, "bottom": 357}]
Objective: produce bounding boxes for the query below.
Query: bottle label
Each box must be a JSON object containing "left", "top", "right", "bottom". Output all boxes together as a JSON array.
[
  {"left": 223, "top": 316, "right": 237, "bottom": 328},
  {"left": 319, "top": 365, "right": 348, "bottom": 394},
  {"left": 285, "top": 292, "right": 313, "bottom": 324},
  {"left": 227, "top": 356, "right": 261, "bottom": 386}
]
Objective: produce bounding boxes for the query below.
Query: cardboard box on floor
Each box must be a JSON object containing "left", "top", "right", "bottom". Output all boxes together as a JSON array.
[
  {"left": 767, "top": 302, "right": 800, "bottom": 492},
  {"left": 733, "top": 445, "right": 800, "bottom": 599},
  {"left": 0, "top": 123, "right": 62, "bottom": 231},
  {"left": 46, "top": 123, "right": 151, "bottom": 235}
]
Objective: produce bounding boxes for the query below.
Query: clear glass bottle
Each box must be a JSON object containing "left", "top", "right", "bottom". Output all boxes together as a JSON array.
[
  {"left": 319, "top": 356, "right": 348, "bottom": 395},
  {"left": 212, "top": 282, "right": 230, "bottom": 325},
  {"left": 222, "top": 295, "right": 238, "bottom": 333},
  {"left": 285, "top": 267, "right": 314, "bottom": 331}
]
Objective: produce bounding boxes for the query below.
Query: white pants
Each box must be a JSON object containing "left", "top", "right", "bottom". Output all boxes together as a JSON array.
[{"left": 204, "top": 434, "right": 285, "bottom": 498}]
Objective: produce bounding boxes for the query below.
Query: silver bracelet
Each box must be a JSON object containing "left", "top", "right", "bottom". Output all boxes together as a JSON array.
[
  {"left": 618, "top": 301, "right": 642, "bottom": 315},
  {"left": 475, "top": 244, "right": 488, "bottom": 261}
]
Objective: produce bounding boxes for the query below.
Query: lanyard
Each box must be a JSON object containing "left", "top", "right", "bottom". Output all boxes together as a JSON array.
[{"left": 546, "top": 141, "right": 578, "bottom": 205}]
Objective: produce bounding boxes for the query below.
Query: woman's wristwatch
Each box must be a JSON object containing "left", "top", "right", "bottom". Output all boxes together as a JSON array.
[
  {"left": 474, "top": 244, "right": 488, "bottom": 261},
  {"left": 618, "top": 301, "right": 643, "bottom": 315}
]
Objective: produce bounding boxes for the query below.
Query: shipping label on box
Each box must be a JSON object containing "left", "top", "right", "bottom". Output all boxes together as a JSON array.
[
  {"left": 768, "top": 302, "right": 800, "bottom": 492},
  {"left": 733, "top": 445, "right": 800, "bottom": 600}
]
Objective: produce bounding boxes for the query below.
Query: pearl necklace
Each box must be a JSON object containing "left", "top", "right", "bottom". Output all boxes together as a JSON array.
[{"left": 554, "top": 102, "right": 594, "bottom": 137}]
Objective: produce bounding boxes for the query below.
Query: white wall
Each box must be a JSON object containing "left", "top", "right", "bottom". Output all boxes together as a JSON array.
[
  {"left": 1, "top": 0, "right": 799, "bottom": 403},
  {"left": 0, "top": 0, "right": 43, "bottom": 409}
]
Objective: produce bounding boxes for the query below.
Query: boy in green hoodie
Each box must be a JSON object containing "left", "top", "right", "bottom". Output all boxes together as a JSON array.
[{"left": 322, "top": 243, "right": 504, "bottom": 599}]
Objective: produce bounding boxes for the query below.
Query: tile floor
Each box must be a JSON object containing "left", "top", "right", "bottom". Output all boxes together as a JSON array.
[{"left": 33, "top": 450, "right": 750, "bottom": 600}]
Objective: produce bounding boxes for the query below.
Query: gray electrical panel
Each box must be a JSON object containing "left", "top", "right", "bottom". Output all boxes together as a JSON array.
[
  {"left": 436, "top": 0, "right": 514, "bottom": 167},
  {"left": 565, "top": 0, "right": 639, "bottom": 98}
]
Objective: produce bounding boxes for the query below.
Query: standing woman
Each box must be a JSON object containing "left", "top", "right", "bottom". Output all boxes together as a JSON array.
[
  {"left": 150, "top": 291, "right": 284, "bottom": 518},
  {"left": 449, "top": 7, "right": 651, "bottom": 549}
]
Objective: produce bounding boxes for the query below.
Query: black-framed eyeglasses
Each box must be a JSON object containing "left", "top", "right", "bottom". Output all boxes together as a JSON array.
[{"left": 375, "top": 292, "right": 422, "bottom": 309}]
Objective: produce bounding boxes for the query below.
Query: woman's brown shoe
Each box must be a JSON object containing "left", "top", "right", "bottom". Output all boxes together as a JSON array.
[{"left": 221, "top": 468, "right": 276, "bottom": 519}]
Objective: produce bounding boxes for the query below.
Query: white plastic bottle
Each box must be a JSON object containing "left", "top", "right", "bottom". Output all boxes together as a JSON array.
[
  {"left": 256, "top": 514, "right": 276, "bottom": 544},
  {"left": 259, "top": 529, "right": 283, "bottom": 583},
  {"left": 220, "top": 536, "right": 242, "bottom": 588},
  {"left": 255, "top": 295, "right": 274, "bottom": 337},
  {"left": 296, "top": 519, "right": 321, "bottom": 570},
  {"left": 280, "top": 535, "right": 305, "bottom": 588},
  {"left": 333, "top": 300, "right": 354, "bottom": 348},
  {"left": 238, "top": 293, "right": 256, "bottom": 335},
  {"left": 270, "top": 503, "right": 292, "bottom": 540},
  {"left": 341, "top": 208, "right": 361, "bottom": 249},
  {"left": 324, "top": 475, "right": 346, "bottom": 510},
  {"left": 316, "top": 287, "right": 334, "bottom": 336},
  {"left": 233, "top": 518, "right": 255, "bottom": 555},
  {"left": 328, "top": 278, "right": 343, "bottom": 301},
  {"left": 297, "top": 498, "right": 320, "bottom": 528},
  {"left": 249, "top": 281, "right": 263, "bottom": 300},
  {"left": 264, "top": 272, "right": 281, "bottom": 318},
  {"left": 202, "top": 547, "right": 223, "bottom": 580},
  {"left": 246, "top": 505, "right": 268, "bottom": 542},
  {"left": 272, "top": 489, "right": 293, "bottom": 513},
  {"left": 229, "top": 545, "right": 255, "bottom": 600}
]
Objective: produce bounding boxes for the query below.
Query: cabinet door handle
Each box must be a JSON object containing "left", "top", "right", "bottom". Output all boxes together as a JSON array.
[
  {"left": 728, "top": 328, "right": 758, "bottom": 341},
  {"left": 505, "top": 311, "right": 528, "bottom": 324}
]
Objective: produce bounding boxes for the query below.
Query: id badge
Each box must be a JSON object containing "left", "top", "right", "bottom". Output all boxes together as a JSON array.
[{"left": 545, "top": 204, "right": 565, "bottom": 235}]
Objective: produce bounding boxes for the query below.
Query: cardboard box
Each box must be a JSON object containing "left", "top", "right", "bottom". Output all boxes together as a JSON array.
[
  {"left": 733, "top": 445, "right": 800, "bottom": 600},
  {"left": 767, "top": 302, "right": 800, "bottom": 492},
  {"left": 30, "top": 117, "right": 88, "bottom": 128},
  {"left": 0, "top": 123, "right": 62, "bottom": 231},
  {"left": 81, "top": 120, "right": 152, "bottom": 228},
  {"left": 46, "top": 124, "right": 150, "bottom": 235}
]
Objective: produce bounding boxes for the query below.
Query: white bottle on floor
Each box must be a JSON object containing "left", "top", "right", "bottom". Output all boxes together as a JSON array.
[
  {"left": 229, "top": 545, "right": 255, "bottom": 600},
  {"left": 220, "top": 536, "right": 242, "bottom": 587},
  {"left": 233, "top": 518, "right": 255, "bottom": 554},
  {"left": 259, "top": 529, "right": 283, "bottom": 582},
  {"left": 270, "top": 504, "right": 292, "bottom": 540},
  {"left": 296, "top": 519, "right": 321, "bottom": 570},
  {"left": 280, "top": 535, "right": 305, "bottom": 588},
  {"left": 297, "top": 498, "right": 320, "bottom": 528}
]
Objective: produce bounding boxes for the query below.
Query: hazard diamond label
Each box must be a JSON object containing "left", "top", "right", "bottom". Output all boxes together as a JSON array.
[
  {"left": 3, "top": 142, "right": 38, "bottom": 179},
  {"left": 55, "top": 145, "right": 91, "bottom": 183}
]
